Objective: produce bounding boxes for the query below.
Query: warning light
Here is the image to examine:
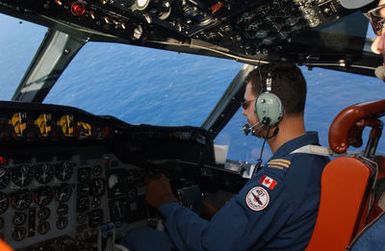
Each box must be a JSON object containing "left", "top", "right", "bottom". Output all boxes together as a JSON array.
[
  {"left": 0, "top": 156, "right": 6, "bottom": 165},
  {"left": 71, "top": 2, "right": 86, "bottom": 16}
]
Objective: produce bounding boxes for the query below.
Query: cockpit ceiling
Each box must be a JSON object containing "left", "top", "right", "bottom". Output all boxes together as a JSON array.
[{"left": 0, "top": 0, "right": 380, "bottom": 67}]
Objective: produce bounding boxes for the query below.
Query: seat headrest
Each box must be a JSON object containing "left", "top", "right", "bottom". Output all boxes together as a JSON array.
[{"left": 329, "top": 100, "right": 385, "bottom": 154}]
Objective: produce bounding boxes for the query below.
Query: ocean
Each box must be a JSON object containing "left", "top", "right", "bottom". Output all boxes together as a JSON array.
[{"left": 1, "top": 14, "right": 385, "bottom": 162}]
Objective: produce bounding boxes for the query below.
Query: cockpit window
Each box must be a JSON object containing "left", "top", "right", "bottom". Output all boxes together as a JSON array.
[
  {"left": 44, "top": 43, "right": 242, "bottom": 126},
  {"left": 0, "top": 14, "right": 47, "bottom": 100}
]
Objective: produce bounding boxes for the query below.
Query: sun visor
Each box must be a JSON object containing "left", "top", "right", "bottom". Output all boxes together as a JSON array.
[{"left": 339, "top": 0, "right": 376, "bottom": 9}]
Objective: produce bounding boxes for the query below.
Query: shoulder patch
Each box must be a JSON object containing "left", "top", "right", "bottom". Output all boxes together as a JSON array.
[
  {"left": 267, "top": 159, "right": 291, "bottom": 170},
  {"left": 245, "top": 186, "right": 270, "bottom": 211},
  {"left": 259, "top": 175, "right": 277, "bottom": 190}
]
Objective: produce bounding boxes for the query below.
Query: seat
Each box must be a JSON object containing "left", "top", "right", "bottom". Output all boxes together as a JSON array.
[{"left": 306, "top": 99, "right": 385, "bottom": 251}]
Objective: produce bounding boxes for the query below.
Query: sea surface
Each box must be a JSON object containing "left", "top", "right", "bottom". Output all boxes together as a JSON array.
[{"left": 1, "top": 14, "right": 385, "bottom": 163}]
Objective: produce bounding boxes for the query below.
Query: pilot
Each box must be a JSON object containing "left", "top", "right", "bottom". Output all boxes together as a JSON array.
[
  {"left": 369, "top": 0, "right": 385, "bottom": 80},
  {"left": 120, "top": 63, "right": 329, "bottom": 251},
  {"left": 348, "top": 1, "right": 385, "bottom": 250}
]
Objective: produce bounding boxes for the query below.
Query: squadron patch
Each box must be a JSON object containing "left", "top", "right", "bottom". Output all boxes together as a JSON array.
[{"left": 245, "top": 186, "right": 270, "bottom": 212}]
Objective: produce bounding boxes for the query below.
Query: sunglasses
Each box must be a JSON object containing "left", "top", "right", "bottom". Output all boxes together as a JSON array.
[
  {"left": 365, "top": 3, "right": 385, "bottom": 36},
  {"left": 241, "top": 98, "right": 257, "bottom": 110}
]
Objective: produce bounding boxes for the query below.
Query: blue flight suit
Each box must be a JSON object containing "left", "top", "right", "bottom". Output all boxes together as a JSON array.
[{"left": 121, "top": 131, "right": 329, "bottom": 251}]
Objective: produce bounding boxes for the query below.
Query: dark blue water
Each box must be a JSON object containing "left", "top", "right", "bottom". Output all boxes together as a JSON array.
[{"left": 1, "top": 14, "right": 385, "bottom": 162}]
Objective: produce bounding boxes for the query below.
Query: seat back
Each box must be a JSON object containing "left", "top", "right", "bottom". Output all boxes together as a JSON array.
[
  {"left": 306, "top": 100, "right": 385, "bottom": 251},
  {"left": 306, "top": 157, "right": 373, "bottom": 251}
]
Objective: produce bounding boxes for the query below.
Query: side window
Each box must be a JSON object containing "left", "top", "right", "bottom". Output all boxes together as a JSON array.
[{"left": 215, "top": 66, "right": 385, "bottom": 163}]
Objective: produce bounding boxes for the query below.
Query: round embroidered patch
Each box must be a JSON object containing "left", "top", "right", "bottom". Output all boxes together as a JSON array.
[{"left": 245, "top": 186, "right": 270, "bottom": 211}]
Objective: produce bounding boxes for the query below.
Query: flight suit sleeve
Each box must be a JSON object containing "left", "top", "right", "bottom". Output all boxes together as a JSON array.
[{"left": 158, "top": 169, "right": 290, "bottom": 251}]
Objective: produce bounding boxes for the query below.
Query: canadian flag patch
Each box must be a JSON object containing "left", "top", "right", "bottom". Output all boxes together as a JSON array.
[{"left": 259, "top": 175, "right": 277, "bottom": 190}]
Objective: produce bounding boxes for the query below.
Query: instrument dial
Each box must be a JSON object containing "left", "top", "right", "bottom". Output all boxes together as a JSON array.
[
  {"left": 90, "top": 178, "right": 106, "bottom": 197},
  {"left": 34, "top": 164, "right": 54, "bottom": 184},
  {"left": 12, "top": 212, "right": 27, "bottom": 226},
  {"left": 56, "top": 217, "right": 68, "bottom": 230},
  {"left": 12, "top": 227, "right": 27, "bottom": 241},
  {"left": 38, "top": 207, "right": 50, "bottom": 220},
  {"left": 34, "top": 186, "right": 54, "bottom": 206},
  {"left": 10, "top": 189, "right": 33, "bottom": 210},
  {"left": 0, "top": 192, "right": 9, "bottom": 214},
  {"left": 78, "top": 167, "right": 91, "bottom": 182},
  {"left": 0, "top": 167, "right": 10, "bottom": 189},
  {"left": 57, "top": 203, "right": 69, "bottom": 216},
  {"left": 92, "top": 165, "right": 102, "bottom": 177},
  {"left": 11, "top": 165, "right": 33, "bottom": 187},
  {"left": 55, "top": 184, "right": 73, "bottom": 202},
  {"left": 55, "top": 162, "right": 74, "bottom": 181},
  {"left": 37, "top": 221, "right": 50, "bottom": 235}
]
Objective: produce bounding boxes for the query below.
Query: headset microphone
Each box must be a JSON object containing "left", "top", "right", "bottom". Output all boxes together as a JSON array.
[{"left": 242, "top": 122, "right": 262, "bottom": 136}]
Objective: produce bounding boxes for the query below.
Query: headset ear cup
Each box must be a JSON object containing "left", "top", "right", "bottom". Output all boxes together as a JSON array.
[{"left": 255, "top": 92, "right": 283, "bottom": 126}]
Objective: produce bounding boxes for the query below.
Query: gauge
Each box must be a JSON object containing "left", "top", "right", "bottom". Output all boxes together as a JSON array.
[
  {"left": 91, "top": 197, "right": 101, "bottom": 208},
  {"left": 0, "top": 167, "right": 10, "bottom": 189},
  {"left": 12, "top": 227, "right": 27, "bottom": 241},
  {"left": 0, "top": 192, "right": 9, "bottom": 214},
  {"left": 77, "top": 213, "right": 87, "bottom": 225},
  {"left": 77, "top": 183, "right": 89, "bottom": 197},
  {"left": 34, "top": 163, "right": 54, "bottom": 184},
  {"left": 35, "top": 113, "right": 52, "bottom": 137},
  {"left": 10, "top": 112, "right": 27, "bottom": 137},
  {"left": 55, "top": 162, "right": 74, "bottom": 181},
  {"left": 92, "top": 165, "right": 102, "bottom": 177},
  {"left": 55, "top": 183, "right": 73, "bottom": 202},
  {"left": 77, "top": 197, "right": 89, "bottom": 213},
  {"left": 58, "top": 115, "right": 74, "bottom": 137},
  {"left": 13, "top": 211, "right": 27, "bottom": 226},
  {"left": 78, "top": 167, "right": 91, "bottom": 182},
  {"left": 10, "top": 189, "right": 33, "bottom": 210},
  {"left": 56, "top": 217, "right": 68, "bottom": 230},
  {"left": 57, "top": 203, "right": 69, "bottom": 216},
  {"left": 37, "top": 221, "right": 50, "bottom": 235},
  {"left": 11, "top": 165, "right": 33, "bottom": 187},
  {"left": 90, "top": 178, "right": 105, "bottom": 197},
  {"left": 88, "top": 209, "right": 104, "bottom": 227},
  {"left": 34, "top": 186, "right": 54, "bottom": 206},
  {"left": 127, "top": 187, "right": 138, "bottom": 201},
  {"left": 38, "top": 207, "right": 50, "bottom": 220}
]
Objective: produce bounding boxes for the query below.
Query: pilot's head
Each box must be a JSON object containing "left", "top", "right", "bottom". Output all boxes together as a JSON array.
[
  {"left": 242, "top": 63, "right": 306, "bottom": 138},
  {"left": 367, "top": 0, "right": 385, "bottom": 80}
]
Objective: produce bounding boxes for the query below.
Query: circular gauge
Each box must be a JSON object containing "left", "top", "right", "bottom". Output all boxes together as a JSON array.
[
  {"left": 0, "top": 192, "right": 9, "bottom": 214},
  {"left": 34, "top": 163, "right": 54, "bottom": 184},
  {"left": 77, "top": 182, "right": 89, "bottom": 197},
  {"left": 78, "top": 167, "right": 91, "bottom": 182},
  {"left": 90, "top": 178, "right": 105, "bottom": 197},
  {"left": 34, "top": 186, "right": 54, "bottom": 206},
  {"left": 92, "top": 165, "right": 102, "bottom": 177},
  {"left": 12, "top": 227, "right": 27, "bottom": 241},
  {"left": 76, "top": 197, "right": 89, "bottom": 213},
  {"left": 77, "top": 213, "right": 87, "bottom": 225},
  {"left": 37, "top": 221, "right": 50, "bottom": 235},
  {"left": 89, "top": 209, "right": 104, "bottom": 227},
  {"left": 56, "top": 217, "right": 68, "bottom": 230},
  {"left": 13, "top": 211, "right": 27, "bottom": 226},
  {"left": 57, "top": 203, "right": 69, "bottom": 216},
  {"left": 10, "top": 189, "right": 33, "bottom": 210},
  {"left": 0, "top": 167, "right": 10, "bottom": 189},
  {"left": 38, "top": 207, "right": 50, "bottom": 220},
  {"left": 55, "top": 162, "right": 74, "bottom": 181},
  {"left": 11, "top": 165, "right": 33, "bottom": 187},
  {"left": 55, "top": 184, "right": 73, "bottom": 202}
]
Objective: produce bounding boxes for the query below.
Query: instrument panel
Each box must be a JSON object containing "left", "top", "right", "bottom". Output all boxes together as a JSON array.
[
  {"left": 0, "top": 0, "right": 360, "bottom": 60},
  {"left": 0, "top": 101, "right": 224, "bottom": 250}
]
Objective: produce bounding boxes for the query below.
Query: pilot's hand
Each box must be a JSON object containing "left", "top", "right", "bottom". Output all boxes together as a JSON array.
[{"left": 145, "top": 174, "right": 177, "bottom": 209}]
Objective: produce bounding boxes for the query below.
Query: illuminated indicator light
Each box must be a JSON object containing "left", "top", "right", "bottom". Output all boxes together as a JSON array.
[
  {"left": 90, "top": 11, "right": 96, "bottom": 19},
  {"left": 71, "top": 2, "right": 86, "bottom": 16},
  {"left": 0, "top": 156, "right": 6, "bottom": 165},
  {"left": 210, "top": 2, "right": 224, "bottom": 15},
  {"left": 55, "top": 0, "right": 63, "bottom": 5}
]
